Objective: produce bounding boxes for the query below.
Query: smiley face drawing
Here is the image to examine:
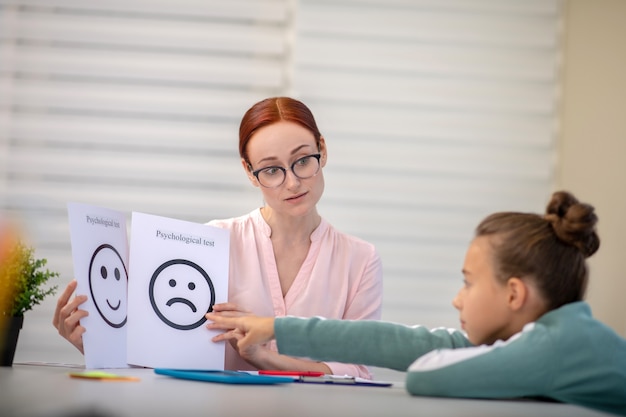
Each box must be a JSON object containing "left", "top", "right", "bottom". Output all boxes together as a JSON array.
[
  {"left": 88, "top": 244, "right": 128, "bottom": 328},
  {"left": 149, "top": 259, "right": 215, "bottom": 330}
]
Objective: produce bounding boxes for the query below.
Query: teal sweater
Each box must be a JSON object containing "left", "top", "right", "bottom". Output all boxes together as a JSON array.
[{"left": 275, "top": 302, "right": 626, "bottom": 416}]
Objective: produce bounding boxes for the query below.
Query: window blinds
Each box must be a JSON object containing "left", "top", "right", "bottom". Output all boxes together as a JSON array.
[
  {"left": 293, "top": 0, "right": 562, "bottom": 326},
  {"left": 0, "top": 0, "right": 563, "bottom": 362}
]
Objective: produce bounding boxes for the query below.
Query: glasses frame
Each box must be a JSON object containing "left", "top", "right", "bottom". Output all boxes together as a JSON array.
[{"left": 251, "top": 153, "right": 322, "bottom": 188}]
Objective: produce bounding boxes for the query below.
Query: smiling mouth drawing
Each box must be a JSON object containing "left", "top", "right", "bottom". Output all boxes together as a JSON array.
[
  {"left": 166, "top": 297, "right": 197, "bottom": 313},
  {"left": 106, "top": 299, "right": 121, "bottom": 311}
]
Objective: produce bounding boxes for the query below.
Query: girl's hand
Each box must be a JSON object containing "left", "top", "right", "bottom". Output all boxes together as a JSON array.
[{"left": 206, "top": 313, "right": 275, "bottom": 352}]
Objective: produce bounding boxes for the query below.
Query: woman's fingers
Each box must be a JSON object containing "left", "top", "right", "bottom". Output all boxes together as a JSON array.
[
  {"left": 211, "top": 328, "right": 243, "bottom": 343},
  {"left": 63, "top": 307, "right": 88, "bottom": 330},
  {"left": 53, "top": 280, "right": 78, "bottom": 329},
  {"left": 211, "top": 302, "right": 252, "bottom": 316},
  {"left": 68, "top": 324, "right": 86, "bottom": 354},
  {"left": 211, "top": 302, "right": 239, "bottom": 312}
]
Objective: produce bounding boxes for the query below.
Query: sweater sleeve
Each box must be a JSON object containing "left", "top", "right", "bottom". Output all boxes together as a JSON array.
[
  {"left": 275, "top": 316, "right": 472, "bottom": 372},
  {"left": 405, "top": 322, "right": 555, "bottom": 400}
]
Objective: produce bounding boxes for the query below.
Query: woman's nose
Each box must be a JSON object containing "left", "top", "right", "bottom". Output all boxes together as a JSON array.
[{"left": 284, "top": 168, "right": 301, "bottom": 188}]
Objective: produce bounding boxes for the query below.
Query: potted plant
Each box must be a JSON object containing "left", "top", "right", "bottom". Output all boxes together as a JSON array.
[{"left": 0, "top": 240, "right": 59, "bottom": 366}]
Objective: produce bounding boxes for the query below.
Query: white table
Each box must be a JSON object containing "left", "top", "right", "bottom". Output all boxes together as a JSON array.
[{"left": 0, "top": 363, "right": 613, "bottom": 417}]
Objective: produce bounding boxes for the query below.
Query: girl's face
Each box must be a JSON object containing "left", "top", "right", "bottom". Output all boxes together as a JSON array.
[
  {"left": 243, "top": 121, "right": 326, "bottom": 217},
  {"left": 452, "top": 236, "right": 516, "bottom": 345}
]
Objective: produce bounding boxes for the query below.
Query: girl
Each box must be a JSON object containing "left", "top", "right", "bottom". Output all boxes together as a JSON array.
[{"left": 207, "top": 191, "right": 626, "bottom": 416}]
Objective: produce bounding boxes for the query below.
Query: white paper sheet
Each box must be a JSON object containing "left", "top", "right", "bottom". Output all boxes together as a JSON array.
[
  {"left": 126, "top": 212, "right": 229, "bottom": 369},
  {"left": 67, "top": 202, "right": 129, "bottom": 368}
]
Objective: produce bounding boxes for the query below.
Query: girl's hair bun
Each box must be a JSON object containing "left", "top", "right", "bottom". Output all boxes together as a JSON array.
[{"left": 545, "top": 191, "right": 600, "bottom": 258}]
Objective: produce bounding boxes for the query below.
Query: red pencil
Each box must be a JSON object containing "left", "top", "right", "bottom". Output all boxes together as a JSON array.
[{"left": 258, "top": 370, "right": 325, "bottom": 377}]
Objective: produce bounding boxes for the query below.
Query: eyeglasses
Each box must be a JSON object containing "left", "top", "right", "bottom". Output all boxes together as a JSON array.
[{"left": 251, "top": 153, "right": 321, "bottom": 188}]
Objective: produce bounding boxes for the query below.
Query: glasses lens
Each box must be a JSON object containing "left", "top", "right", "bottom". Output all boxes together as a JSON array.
[
  {"left": 292, "top": 155, "right": 320, "bottom": 179},
  {"left": 257, "top": 167, "right": 285, "bottom": 188}
]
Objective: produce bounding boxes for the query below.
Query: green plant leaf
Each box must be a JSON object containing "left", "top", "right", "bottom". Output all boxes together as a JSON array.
[{"left": 0, "top": 242, "right": 59, "bottom": 317}]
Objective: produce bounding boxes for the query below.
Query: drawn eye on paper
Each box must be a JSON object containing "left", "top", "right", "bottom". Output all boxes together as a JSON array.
[
  {"left": 88, "top": 244, "right": 128, "bottom": 328},
  {"left": 148, "top": 259, "right": 215, "bottom": 330}
]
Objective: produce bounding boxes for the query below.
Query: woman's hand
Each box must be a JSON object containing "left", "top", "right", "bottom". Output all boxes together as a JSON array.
[{"left": 52, "top": 280, "right": 88, "bottom": 354}]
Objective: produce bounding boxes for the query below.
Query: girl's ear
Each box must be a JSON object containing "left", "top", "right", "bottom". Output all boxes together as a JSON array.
[
  {"left": 241, "top": 158, "right": 259, "bottom": 187},
  {"left": 506, "top": 277, "right": 528, "bottom": 311}
]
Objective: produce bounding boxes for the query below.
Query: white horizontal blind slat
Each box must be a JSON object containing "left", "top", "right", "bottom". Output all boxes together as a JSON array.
[
  {"left": 296, "top": 70, "right": 557, "bottom": 114},
  {"left": 0, "top": 0, "right": 289, "bottom": 22},
  {"left": 0, "top": 48, "right": 285, "bottom": 87},
  {"left": 5, "top": 112, "right": 238, "bottom": 152},
  {"left": 0, "top": 11, "right": 287, "bottom": 55},
  {"left": 301, "top": 0, "right": 560, "bottom": 16},
  {"left": 298, "top": 3, "right": 559, "bottom": 48},
  {"left": 0, "top": 80, "right": 285, "bottom": 114}
]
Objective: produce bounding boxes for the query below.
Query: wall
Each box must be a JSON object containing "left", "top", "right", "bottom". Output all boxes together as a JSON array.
[{"left": 558, "top": 0, "right": 626, "bottom": 336}]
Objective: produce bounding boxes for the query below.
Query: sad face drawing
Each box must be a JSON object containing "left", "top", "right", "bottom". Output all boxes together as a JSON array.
[{"left": 148, "top": 259, "right": 215, "bottom": 330}]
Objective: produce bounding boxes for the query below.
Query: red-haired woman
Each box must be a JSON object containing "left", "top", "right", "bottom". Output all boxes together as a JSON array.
[{"left": 54, "top": 97, "right": 383, "bottom": 379}]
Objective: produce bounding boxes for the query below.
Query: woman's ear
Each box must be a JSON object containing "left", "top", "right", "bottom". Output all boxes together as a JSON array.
[
  {"left": 506, "top": 277, "right": 528, "bottom": 311},
  {"left": 241, "top": 158, "right": 259, "bottom": 187},
  {"left": 319, "top": 136, "right": 328, "bottom": 168}
]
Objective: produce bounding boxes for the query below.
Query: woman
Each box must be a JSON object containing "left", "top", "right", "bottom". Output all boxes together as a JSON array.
[
  {"left": 207, "top": 191, "right": 626, "bottom": 416},
  {"left": 54, "top": 97, "right": 383, "bottom": 378}
]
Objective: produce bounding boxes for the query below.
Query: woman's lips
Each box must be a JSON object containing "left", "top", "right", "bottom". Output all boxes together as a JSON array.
[{"left": 285, "top": 192, "right": 307, "bottom": 202}]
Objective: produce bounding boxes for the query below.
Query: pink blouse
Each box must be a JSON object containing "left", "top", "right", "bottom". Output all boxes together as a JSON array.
[{"left": 207, "top": 208, "right": 383, "bottom": 378}]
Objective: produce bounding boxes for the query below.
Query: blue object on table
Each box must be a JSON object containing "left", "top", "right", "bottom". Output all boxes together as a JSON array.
[{"left": 154, "top": 368, "right": 295, "bottom": 385}]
